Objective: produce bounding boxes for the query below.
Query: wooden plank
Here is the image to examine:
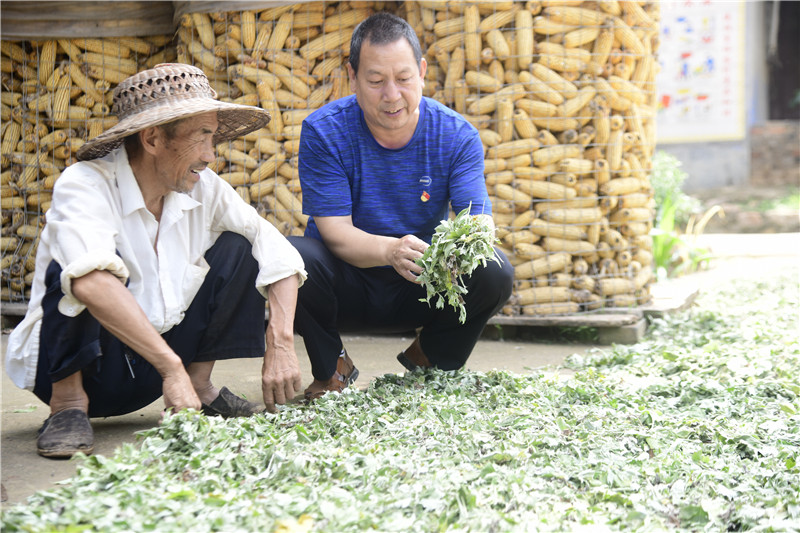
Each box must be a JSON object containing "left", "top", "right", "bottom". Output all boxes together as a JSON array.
[
  {"left": 1, "top": 1, "right": 175, "bottom": 39},
  {"left": 489, "top": 312, "right": 643, "bottom": 328}
]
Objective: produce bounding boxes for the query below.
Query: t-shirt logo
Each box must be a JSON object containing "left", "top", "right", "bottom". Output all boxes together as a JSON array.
[{"left": 419, "top": 176, "right": 432, "bottom": 202}]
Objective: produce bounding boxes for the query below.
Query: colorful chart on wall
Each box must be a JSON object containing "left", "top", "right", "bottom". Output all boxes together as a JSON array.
[{"left": 655, "top": 1, "right": 746, "bottom": 143}]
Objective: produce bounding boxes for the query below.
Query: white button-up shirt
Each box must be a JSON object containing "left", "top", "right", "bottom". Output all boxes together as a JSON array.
[{"left": 6, "top": 146, "right": 307, "bottom": 390}]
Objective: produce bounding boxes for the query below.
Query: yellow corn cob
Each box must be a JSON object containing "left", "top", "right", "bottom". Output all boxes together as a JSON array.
[
  {"left": 267, "top": 12, "right": 294, "bottom": 51},
  {"left": 516, "top": 10, "right": 534, "bottom": 70},
  {"left": 514, "top": 251, "right": 572, "bottom": 279},
  {"left": 81, "top": 52, "right": 138, "bottom": 75},
  {"left": 478, "top": 8, "right": 519, "bottom": 32},
  {"left": 502, "top": 230, "right": 539, "bottom": 248},
  {"left": 530, "top": 63, "right": 578, "bottom": 98},
  {"left": 540, "top": 207, "right": 602, "bottom": 225},
  {"left": 275, "top": 183, "right": 308, "bottom": 226},
  {"left": 532, "top": 16, "right": 577, "bottom": 35},
  {"left": 517, "top": 70, "right": 563, "bottom": 106},
  {"left": 267, "top": 62, "right": 311, "bottom": 99},
  {"left": 564, "top": 27, "right": 600, "bottom": 48},
  {"left": 542, "top": 236, "right": 596, "bottom": 256},
  {"left": 609, "top": 207, "right": 652, "bottom": 224},
  {"left": 229, "top": 64, "right": 281, "bottom": 89},
  {"left": 486, "top": 138, "right": 541, "bottom": 160},
  {"left": 433, "top": 16, "right": 464, "bottom": 37},
  {"left": 606, "top": 128, "right": 624, "bottom": 171},
  {"left": 187, "top": 40, "right": 225, "bottom": 72},
  {"left": 598, "top": 277, "right": 635, "bottom": 296},
  {"left": 613, "top": 17, "right": 645, "bottom": 55},
  {"left": 531, "top": 116, "right": 580, "bottom": 132},
  {"left": 544, "top": 6, "right": 608, "bottom": 26},
  {"left": 291, "top": 9, "right": 325, "bottom": 27},
  {"left": 71, "top": 38, "right": 131, "bottom": 59},
  {"left": 532, "top": 144, "right": 582, "bottom": 166},
  {"left": 429, "top": 33, "right": 465, "bottom": 55},
  {"left": 254, "top": 82, "right": 283, "bottom": 139},
  {"left": 512, "top": 109, "right": 538, "bottom": 139},
  {"left": 516, "top": 180, "right": 577, "bottom": 201},
  {"left": 323, "top": 8, "right": 372, "bottom": 32},
  {"left": 558, "top": 158, "right": 593, "bottom": 175},
  {"left": 465, "top": 70, "right": 502, "bottom": 93},
  {"left": 37, "top": 40, "right": 57, "bottom": 86},
  {"left": 621, "top": 1, "right": 655, "bottom": 29},
  {"left": 299, "top": 29, "right": 352, "bottom": 61},
  {"left": 467, "top": 83, "right": 526, "bottom": 115},
  {"left": 1, "top": 120, "right": 22, "bottom": 167},
  {"left": 517, "top": 286, "right": 572, "bottom": 305},
  {"left": 240, "top": 11, "right": 257, "bottom": 50},
  {"left": 515, "top": 98, "right": 559, "bottom": 118},
  {"left": 494, "top": 183, "right": 533, "bottom": 205},
  {"left": 464, "top": 5, "right": 481, "bottom": 69},
  {"left": 51, "top": 73, "right": 72, "bottom": 124},
  {"left": 558, "top": 86, "right": 596, "bottom": 117}
]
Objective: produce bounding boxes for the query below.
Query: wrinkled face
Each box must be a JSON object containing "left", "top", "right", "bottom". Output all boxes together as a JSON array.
[
  {"left": 154, "top": 112, "right": 218, "bottom": 194},
  {"left": 348, "top": 37, "right": 426, "bottom": 148}
]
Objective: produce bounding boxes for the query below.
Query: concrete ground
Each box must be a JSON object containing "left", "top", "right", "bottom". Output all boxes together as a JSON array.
[{"left": 2, "top": 232, "right": 798, "bottom": 507}]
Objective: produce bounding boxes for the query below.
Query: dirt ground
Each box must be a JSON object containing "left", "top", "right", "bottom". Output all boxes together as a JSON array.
[{"left": 1, "top": 232, "right": 798, "bottom": 507}]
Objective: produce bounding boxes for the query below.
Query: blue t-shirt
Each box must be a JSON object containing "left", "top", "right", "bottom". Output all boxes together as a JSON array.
[{"left": 298, "top": 95, "right": 491, "bottom": 243}]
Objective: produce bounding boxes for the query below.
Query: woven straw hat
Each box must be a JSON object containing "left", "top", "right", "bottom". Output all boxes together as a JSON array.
[{"left": 76, "top": 63, "right": 270, "bottom": 161}]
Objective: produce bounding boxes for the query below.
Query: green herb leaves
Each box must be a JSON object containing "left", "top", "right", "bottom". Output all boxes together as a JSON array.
[
  {"left": 415, "top": 206, "right": 501, "bottom": 323},
  {"left": 2, "top": 269, "right": 798, "bottom": 532}
]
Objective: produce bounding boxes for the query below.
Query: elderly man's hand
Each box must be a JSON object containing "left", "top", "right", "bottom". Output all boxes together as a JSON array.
[
  {"left": 389, "top": 234, "right": 428, "bottom": 283},
  {"left": 161, "top": 367, "right": 202, "bottom": 413},
  {"left": 261, "top": 344, "right": 303, "bottom": 412}
]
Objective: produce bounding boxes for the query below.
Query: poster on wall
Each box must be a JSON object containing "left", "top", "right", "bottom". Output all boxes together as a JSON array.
[{"left": 655, "top": 0, "right": 746, "bottom": 143}]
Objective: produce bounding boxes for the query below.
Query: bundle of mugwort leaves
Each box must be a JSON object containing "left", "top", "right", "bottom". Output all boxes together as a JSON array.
[{"left": 415, "top": 206, "right": 501, "bottom": 323}]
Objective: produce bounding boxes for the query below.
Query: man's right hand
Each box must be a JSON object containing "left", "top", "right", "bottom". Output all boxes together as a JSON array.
[
  {"left": 161, "top": 365, "right": 202, "bottom": 413},
  {"left": 388, "top": 234, "right": 428, "bottom": 283}
]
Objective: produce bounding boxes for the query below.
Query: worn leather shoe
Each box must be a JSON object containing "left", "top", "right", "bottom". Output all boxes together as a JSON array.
[
  {"left": 396, "top": 336, "right": 432, "bottom": 371},
  {"left": 304, "top": 351, "right": 359, "bottom": 401},
  {"left": 37, "top": 408, "right": 94, "bottom": 459},
  {"left": 202, "top": 386, "right": 262, "bottom": 418}
]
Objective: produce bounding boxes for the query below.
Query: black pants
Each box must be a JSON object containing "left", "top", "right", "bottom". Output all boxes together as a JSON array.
[
  {"left": 32, "top": 232, "right": 266, "bottom": 418},
  {"left": 288, "top": 236, "right": 514, "bottom": 380}
]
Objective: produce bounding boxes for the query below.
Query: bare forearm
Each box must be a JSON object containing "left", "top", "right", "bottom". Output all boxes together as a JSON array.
[
  {"left": 265, "top": 274, "right": 299, "bottom": 349},
  {"left": 71, "top": 270, "right": 183, "bottom": 375},
  {"left": 321, "top": 223, "right": 395, "bottom": 268}
]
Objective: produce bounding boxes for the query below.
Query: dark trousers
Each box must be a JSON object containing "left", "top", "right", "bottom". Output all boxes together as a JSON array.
[
  {"left": 287, "top": 236, "right": 514, "bottom": 380},
  {"left": 32, "top": 232, "right": 266, "bottom": 418}
]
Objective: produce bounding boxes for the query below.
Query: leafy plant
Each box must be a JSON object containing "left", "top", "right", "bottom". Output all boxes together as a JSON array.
[
  {"left": 650, "top": 151, "right": 701, "bottom": 228},
  {"left": 2, "top": 269, "right": 798, "bottom": 532},
  {"left": 415, "top": 206, "right": 501, "bottom": 323},
  {"left": 649, "top": 151, "right": 722, "bottom": 280}
]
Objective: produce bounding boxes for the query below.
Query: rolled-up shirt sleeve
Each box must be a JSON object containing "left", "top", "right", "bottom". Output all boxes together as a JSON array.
[
  {"left": 201, "top": 171, "right": 306, "bottom": 297},
  {"left": 46, "top": 163, "right": 130, "bottom": 316}
]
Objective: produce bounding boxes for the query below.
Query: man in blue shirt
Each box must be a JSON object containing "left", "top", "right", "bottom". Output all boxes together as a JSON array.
[{"left": 290, "top": 12, "right": 514, "bottom": 400}]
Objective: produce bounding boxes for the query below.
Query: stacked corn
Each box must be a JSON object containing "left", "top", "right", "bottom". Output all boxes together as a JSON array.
[
  {"left": 2, "top": 0, "right": 660, "bottom": 317},
  {"left": 175, "top": 2, "right": 385, "bottom": 238},
  {"left": 0, "top": 36, "right": 176, "bottom": 301},
  {"left": 405, "top": 0, "right": 659, "bottom": 315}
]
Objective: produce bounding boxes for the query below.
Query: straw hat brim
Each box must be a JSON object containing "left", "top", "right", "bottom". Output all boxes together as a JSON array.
[{"left": 76, "top": 98, "right": 270, "bottom": 161}]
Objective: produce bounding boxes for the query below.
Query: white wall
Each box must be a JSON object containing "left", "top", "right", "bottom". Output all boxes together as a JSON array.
[{"left": 656, "top": 1, "right": 770, "bottom": 192}]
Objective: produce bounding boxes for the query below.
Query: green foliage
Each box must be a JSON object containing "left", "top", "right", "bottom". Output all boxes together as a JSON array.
[
  {"left": 415, "top": 206, "right": 501, "bottom": 323},
  {"left": 649, "top": 151, "right": 701, "bottom": 228},
  {"left": 649, "top": 151, "right": 719, "bottom": 280},
  {"left": 3, "top": 270, "right": 798, "bottom": 532}
]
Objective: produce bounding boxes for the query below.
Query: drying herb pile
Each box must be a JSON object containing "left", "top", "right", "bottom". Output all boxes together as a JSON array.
[
  {"left": 3, "top": 271, "right": 798, "bottom": 532},
  {"left": 415, "top": 206, "right": 501, "bottom": 323}
]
